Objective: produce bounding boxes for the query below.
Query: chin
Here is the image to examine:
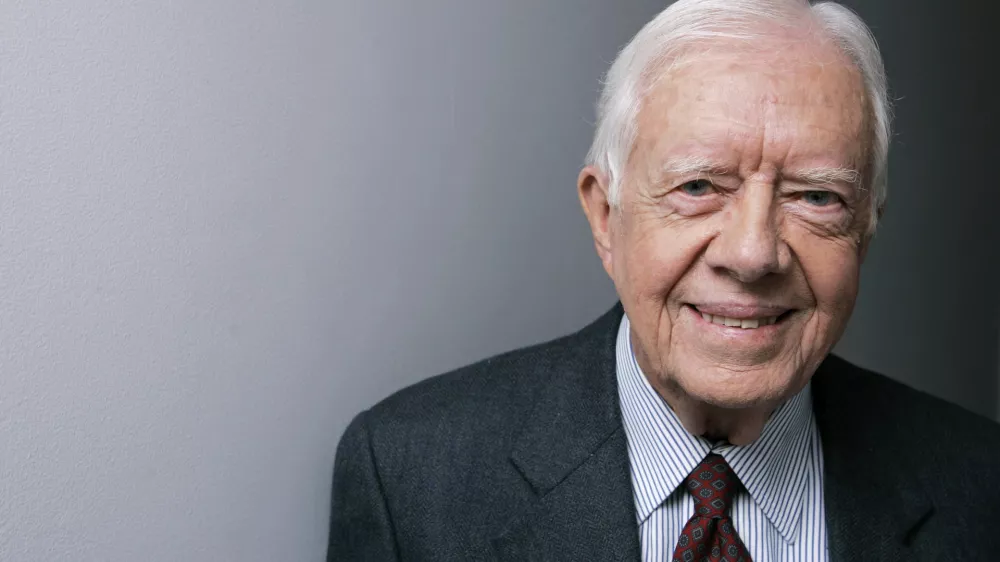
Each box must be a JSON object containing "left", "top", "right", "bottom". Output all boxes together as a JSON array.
[{"left": 667, "top": 361, "right": 798, "bottom": 411}]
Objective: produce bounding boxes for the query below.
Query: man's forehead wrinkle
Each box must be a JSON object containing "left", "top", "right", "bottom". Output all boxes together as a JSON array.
[
  {"left": 654, "top": 133, "right": 740, "bottom": 171},
  {"left": 648, "top": 123, "right": 861, "bottom": 186},
  {"left": 681, "top": 78, "right": 859, "bottom": 112},
  {"left": 632, "top": 43, "right": 869, "bottom": 194},
  {"left": 663, "top": 89, "right": 862, "bottom": 149}
]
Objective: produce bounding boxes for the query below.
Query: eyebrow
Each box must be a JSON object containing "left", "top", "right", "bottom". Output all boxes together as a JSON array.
[
  {"left": 660, "top": 155, "right": 732, "bottom": 178},
  {"left": 786, "top": 166, "right": 862, "bottom": 187},
  {"left": 660, "top": 156, "right": 862, "bottom": 188}
]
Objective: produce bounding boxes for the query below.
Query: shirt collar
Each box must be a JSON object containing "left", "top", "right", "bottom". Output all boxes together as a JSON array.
[{"left": 615, "top": 314, "right": 815, "bottom": 544}]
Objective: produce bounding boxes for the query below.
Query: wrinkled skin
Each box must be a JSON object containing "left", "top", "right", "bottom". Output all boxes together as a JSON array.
[{"left": 579, "top": 35, "right": 873, "bottom": 444}]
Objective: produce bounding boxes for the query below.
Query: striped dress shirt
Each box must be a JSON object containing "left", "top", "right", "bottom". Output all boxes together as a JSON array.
[{"left": 615, "top": 315, "right": 829, "bottom": 561}]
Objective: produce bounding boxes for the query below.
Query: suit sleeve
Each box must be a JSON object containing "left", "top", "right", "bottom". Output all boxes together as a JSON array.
[{"left": 327, "top": 411, "right": 401, "bottom": 562}]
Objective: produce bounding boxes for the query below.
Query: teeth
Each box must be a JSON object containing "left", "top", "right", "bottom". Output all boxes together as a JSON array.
[{"left": 699, "top": 311, "right": 780, "bottom": 329}]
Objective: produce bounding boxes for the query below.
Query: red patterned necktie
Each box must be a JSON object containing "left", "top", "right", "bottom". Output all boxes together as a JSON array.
[{"left": 671, "top": 453, "right": 752, "bottom": 562}]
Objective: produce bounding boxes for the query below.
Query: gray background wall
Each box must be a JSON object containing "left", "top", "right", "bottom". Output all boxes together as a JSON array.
[
  {"left": 830, "top": 0, "right": 999, "bottom": 420},
  {"left": 0, "top": 1, "right": 995, "bottom": 561}
]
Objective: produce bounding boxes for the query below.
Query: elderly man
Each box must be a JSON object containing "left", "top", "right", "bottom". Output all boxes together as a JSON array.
[{"left": 328, "top": 0, "right": 1000, "bottom": 560}]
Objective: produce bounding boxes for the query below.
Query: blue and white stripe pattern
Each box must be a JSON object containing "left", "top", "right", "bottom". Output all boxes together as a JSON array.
[{"left": 615, "top": 315, "right": 829, "bottom": 561}]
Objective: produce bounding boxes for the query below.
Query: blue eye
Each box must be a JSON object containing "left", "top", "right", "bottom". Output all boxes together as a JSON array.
[
  {"left": 680, "top": 179, "right": 713, "bottom": 197},
  {"left": 802, "top": 190, "right": 840, "bottom": 207}
]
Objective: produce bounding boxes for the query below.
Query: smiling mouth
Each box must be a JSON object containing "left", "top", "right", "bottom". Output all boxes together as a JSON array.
[{"left": 686, "top": 305, "right": 795, "bottom": 330}]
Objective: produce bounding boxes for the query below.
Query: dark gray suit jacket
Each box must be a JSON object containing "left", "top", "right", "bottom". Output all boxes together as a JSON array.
[{"left": 328, "top": 304, "right": 1000, "bottom": 561}]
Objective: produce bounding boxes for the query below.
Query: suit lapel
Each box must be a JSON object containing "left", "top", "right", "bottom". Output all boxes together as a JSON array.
[
  {"left": 491, "top": 304, "right": 641, "bottom": 562},
  {"left": 812, "top": 356, "right": 936, "bottom": 561}
]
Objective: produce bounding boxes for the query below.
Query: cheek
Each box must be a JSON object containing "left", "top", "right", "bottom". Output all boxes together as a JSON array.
[
  {"left": 614, "top": 213, "right": 715, "bottom": 301},
  {"left": 791, "top": 231, "right": 861, "bottom": 319}
]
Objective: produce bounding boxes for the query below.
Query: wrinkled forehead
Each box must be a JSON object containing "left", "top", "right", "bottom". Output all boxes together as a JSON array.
[{"left": 634, "top": 38, "right": 871, "bottom": 175}]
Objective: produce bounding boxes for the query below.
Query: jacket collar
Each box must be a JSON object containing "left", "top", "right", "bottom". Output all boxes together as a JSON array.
[{"left": 492, "top": 303, "right": 641, "bottom": 561}]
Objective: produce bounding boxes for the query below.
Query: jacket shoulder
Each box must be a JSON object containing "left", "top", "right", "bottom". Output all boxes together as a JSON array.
[
  {"left": 359, "top": 304, "right": 622, "bottom": 438},
  {"left": 820, "top": 354, "right": 1000, "bottom": 444},
  {"left": 818, "top": 355, "right": 1000, "bottom": 502},
  {"left": 328, "top": 338, "right": 578, "bottom": 561},
  {"left": 364, "top": 329, "right": 575, "bottom": 434}
]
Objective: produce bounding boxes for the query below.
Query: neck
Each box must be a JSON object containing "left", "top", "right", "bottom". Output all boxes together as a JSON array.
[
  {"left": 629, "top": 333, "right": 778, "bottom": 445},
  {"left": 648, "top": 376, "right": 775, "bottom": 445}
]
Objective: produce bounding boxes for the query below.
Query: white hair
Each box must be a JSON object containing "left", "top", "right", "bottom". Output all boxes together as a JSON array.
[{"left": 585, "top": 0, "right": 891, "bottom": 232}]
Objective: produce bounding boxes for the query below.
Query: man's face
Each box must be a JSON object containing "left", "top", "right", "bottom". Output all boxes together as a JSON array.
[{"left": 592, "top": 41, "right": 871, "bottom": 410}]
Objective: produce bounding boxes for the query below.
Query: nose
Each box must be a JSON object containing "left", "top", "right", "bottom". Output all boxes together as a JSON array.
[{"left": 704, "top": 181, "right": 788, "bottom": 283}]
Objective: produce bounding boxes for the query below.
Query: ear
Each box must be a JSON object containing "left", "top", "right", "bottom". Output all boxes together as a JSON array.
[
  {"left": 858, "top": 234, "right": 871, "bottom": 263},
  {"left": 859, "top": 200, "right": 885, "bottom": 263},
  {"left": 577, "top": 165, "right": 615, "bottom": 278}
]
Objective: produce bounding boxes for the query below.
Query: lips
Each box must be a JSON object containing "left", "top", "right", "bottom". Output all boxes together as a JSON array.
[
  {"left": 687, "top": 304, "right": 794, "bottom": 330},
  {"left": 700, "top": 313, "right": 777, "bottom": 329}
]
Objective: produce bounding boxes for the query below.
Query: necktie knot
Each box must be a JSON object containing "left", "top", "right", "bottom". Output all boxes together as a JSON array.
[
  {"left": 674, "top": 454, "right": 752, "bottom": 561},
  {"left": 684, "top": 453, "right": 740, "bottom": 518}
]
